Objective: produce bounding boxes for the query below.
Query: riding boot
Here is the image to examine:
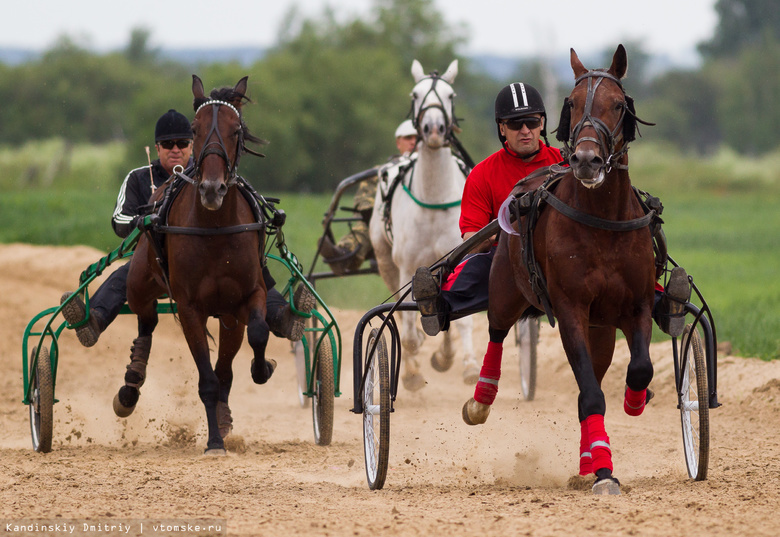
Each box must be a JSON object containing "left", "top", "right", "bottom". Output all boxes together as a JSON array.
[
  {"left": 654, "top": 267, "right": 691, "bottom": 338},
  {"left": 60, "top": 292, "right": 106, "bottom": 348},
  {"left": 265, "top": 284, "right": 316, "bottom": 342},
  {"left": 412, "top": 266, "right": 443, "bottom": 336},
  {"left": 125, "top": 335, "right": 153, "bottom": 389}
]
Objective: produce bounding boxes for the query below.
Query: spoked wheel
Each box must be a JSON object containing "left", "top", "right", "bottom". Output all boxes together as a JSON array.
[
  {"left": 679, "top": 324, "right": 709, "bottom": 480},
  {"left": 515, "top": 318, "right": 539, "bottom": 401},
  {"left": 29, "top": 346, "right": 54, "bottom": 453},
  {"left": 362, "top": 328, "right": 390, "bottom": 490},
  {"left": 312, "top": 337, "right": 334, "bottom": 446}
]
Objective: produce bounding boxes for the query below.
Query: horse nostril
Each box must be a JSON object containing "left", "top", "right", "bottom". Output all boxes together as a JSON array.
[
  {"left": 218, "top": 183, "right": 228, "bottom": 196},
  {"left": 438, "top": 124, "right": 445, "bottom": 135},
  {"left": 423, "top": 124, "right": 430, "bottom": 134}
]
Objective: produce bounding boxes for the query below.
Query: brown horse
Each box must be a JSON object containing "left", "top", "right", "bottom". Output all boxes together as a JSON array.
[
  {"left": 463, "top": 45, "right": 657, "bottom": 494},
  {"left": 120, "top": 75, "right": 274, "bottom": 454}
]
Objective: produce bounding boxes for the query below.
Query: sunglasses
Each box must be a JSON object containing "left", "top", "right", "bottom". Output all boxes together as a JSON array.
[
  {"left": 158, "top": 139, "right": 192, "bottom": 150},
  {"left": 503, "top": 117, "right": 542, "bottom": 131}
]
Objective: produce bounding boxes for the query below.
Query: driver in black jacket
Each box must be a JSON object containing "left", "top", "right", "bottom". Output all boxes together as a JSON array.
[{"left": 61, "top": 109, "right": 313, "bottom": 347}]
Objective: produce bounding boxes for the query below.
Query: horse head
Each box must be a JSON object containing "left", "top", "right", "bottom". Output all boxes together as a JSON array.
[
  {"left": 409, "top": 59, "right": 458, "bottom": 150},
  {"left": 558, "top": 44, "right": 635, "bottom": 188},
  {"left": 191, "top": 75, "right": 250, "bottom": 210}
]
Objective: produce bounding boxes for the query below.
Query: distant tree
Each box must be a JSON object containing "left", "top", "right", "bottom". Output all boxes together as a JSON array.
[
  {"left": 699, "top": 0, "right": 780, "bottom": 59},
  {"left": 124, "top": 28, "right": 159, "bottom": 64}
]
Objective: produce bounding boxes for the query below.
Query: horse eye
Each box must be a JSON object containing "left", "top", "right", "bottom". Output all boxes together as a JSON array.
[{"left": 411, "top": 92, "right": 417, "bottom": 99}]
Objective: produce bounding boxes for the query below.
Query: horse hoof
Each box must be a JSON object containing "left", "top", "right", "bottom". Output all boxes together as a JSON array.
[
  {"left": 431, "top": 350, "right": 454, "bottom": 372},
  {"left": 203, "top": 448, "right": 227, "bottom": 456},
  {"left": 592, "top": 478, "right": 621, "bottom": 495},
  {"left": 251, "top": 358, "right": 277, "bottom": 385},
  {"left": 402, "top": 372, "right": 426, "bottom": 392},
  {"left": 462, "top": 398, "right": 490, "bottom": 425},
  {"left": 462, "top": 363, "right": 480, "bottom": 385},
  {"left": 113, "top": 393, "right": 136, "bottom": 418}
]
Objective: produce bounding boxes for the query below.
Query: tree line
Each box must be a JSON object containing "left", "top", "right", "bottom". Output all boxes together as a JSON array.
[{"left": 0, "top": 0, "right": 777, "bottom": 192}]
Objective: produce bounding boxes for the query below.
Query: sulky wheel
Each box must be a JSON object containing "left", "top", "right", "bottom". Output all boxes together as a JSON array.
[
  {"left": 515, "top": 318, "right": 539, "bottom": 401},
  {"left": 312, "top": 337, "right": 334, "bottom": 446},
  {"left": 362, "top": 328, "right": 390, "bottom": 490},
  {"left": 679, "top": 324, "right": 710, "bottom": 481},
  {"left": 29, "top": 346, "right": 54, "bottom": 453}
]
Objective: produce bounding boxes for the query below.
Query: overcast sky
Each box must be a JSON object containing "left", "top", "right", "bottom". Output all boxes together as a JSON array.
[{"left": 2, "top": 0, "right": 718, "bottom": 64}]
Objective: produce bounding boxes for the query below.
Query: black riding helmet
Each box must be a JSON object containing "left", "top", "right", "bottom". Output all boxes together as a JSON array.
[
  {"left": 155, "top": 109, "right": 192, "bottom": 142},
  {"left": 494, "top": 82, "right": 548, "bottom": 146}
]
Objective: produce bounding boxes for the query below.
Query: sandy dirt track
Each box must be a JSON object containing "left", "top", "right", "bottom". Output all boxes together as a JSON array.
[{"left": 2, "top": 243, "right": 780, "bottom": 537}]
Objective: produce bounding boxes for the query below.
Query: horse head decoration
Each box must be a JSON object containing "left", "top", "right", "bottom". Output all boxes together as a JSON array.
[
  {"left": 123, "top": 75, "right": 274, "bottom": 454},
  {"left": 370, "top": 59, "right": 477, "bottom": 390},
  {"left": 463, "top": 45, "right": 658, "bottom": 495}
]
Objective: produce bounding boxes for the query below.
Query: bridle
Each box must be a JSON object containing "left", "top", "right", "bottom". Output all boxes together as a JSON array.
[
  {"left": 190, "top": 99, "right": 244, "bottom": 187},
  {"left": 409, "top": 72, "right": 457, "bottom": 142},
  {"left": 562, "top": 71, "right": 630, "bottom": 174}
]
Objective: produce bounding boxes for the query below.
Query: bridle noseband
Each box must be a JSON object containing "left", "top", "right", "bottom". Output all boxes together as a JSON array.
[
  {"left": 562, "top": 71, "right": 630, "bottom": 174},
  {"left": 193, "top": 99, "right": 243, "bottom": 187}
]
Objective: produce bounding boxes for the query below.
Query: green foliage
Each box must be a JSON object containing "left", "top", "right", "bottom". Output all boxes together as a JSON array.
[{"left": 699, "top": 0, "right": 780, "bottom": 59}]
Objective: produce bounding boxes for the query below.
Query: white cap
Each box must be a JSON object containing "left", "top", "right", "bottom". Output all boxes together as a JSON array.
[{"left": 395, "top": 119, "right": 417, "bottom": 138}]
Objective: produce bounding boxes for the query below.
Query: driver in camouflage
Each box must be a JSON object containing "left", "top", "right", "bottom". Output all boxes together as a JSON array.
[{"left": 318, "top": 120, "right": 418, "bottom": 274}]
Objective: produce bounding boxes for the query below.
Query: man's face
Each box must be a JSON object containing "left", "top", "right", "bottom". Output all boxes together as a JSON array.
[
  {"left": 155, "top": 139, "right": 193, "bottom": 175},
  {"left": 396, "top": 134, "right": 418, "bottom": 155},
  {"left": 499, "top": 114, "right": 544, "bottom": 158}
]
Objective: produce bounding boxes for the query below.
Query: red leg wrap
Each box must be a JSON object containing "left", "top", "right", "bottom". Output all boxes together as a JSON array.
[
  {"left": 584, "top": 414, "right": 613, "bottom": 473},
  {"left": 473, "top": 341, "right": 503, "bottom": 405},
  {"left": 579, "top": 419, "right": 592, "bottom": 475},
  {"left": 624, "top": 387, "right": 647, "bottom": 416}
]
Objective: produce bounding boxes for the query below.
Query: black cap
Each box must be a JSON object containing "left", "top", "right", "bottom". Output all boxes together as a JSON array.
[{"left": 155, "top": 109, "right": 192, "bottom": 142}]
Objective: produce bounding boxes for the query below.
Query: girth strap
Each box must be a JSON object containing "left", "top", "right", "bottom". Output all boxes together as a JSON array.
[{"left": 540, "top": 190, "right": 657, "bottom": 231}]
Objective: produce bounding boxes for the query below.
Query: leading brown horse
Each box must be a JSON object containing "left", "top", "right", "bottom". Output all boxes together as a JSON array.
[
  {"left": 463, "top": 45, "right": 657, "bottom": 494},
  {"left": 120, "top": 75, "right": 275, "bottom": 454}
]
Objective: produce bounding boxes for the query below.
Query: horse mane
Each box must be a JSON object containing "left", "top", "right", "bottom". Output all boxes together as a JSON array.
[{"left": 193, "top": 86, "right": 268, "bottom": 151}]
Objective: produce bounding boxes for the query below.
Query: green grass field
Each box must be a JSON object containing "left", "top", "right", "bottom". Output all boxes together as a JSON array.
[{"left": 1, "top": 139, "right": 779, "bottom": 359}]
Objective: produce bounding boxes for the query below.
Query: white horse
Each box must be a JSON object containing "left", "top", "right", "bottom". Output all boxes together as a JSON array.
[{"left": 370, "top": 59, "right": 478, "bottom": 391}]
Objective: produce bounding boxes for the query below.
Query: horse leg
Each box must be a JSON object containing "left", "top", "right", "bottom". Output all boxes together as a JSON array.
[
  {"left": 560, "top": 322, "right": 619, "bottom": 494},
  {"left": 430, "top": 328, "right": 454, "bottom": 372},
  {"left": 247, "top": 295, "right": 275, "bottom": 385},
  {"left": 453, "top": 317, "right": 478, "bottom": 384},
  {"left": 462, "top": 238, "right": 525, "bottom": 424},
  {"left": 400, "top": 309, "right": 426, "bottom": 391},
  {"left": 115, "top": 260, "right": 160, "bottom": 418},
  {"left": 176, "top": 307, "right": 225, "bottom": 453},
  {"left": 622, "top": 324, "right": 654, "bottom": 416},
  {"left": 215, "top": 318, "right": 245, "bottom": 438},
  {"left": 113, "top": 314, "right": 157, "bottom": 418}
]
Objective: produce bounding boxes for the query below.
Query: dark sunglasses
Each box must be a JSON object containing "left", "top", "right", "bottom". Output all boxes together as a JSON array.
[
  {"left": 503, "top": 117, "right": 542, "bottom": 131},
  {"left": 158, "top": 139, "right": 192, "bottom": 150}
]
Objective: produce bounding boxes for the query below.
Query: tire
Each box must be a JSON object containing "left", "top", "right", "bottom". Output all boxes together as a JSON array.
[
  {"left": 515, "top": 318, "right": 539, "bottom": 401},
  {"left": 679, "top": 324, "right": 709, "bottom": 481},
  {"left": 363, "top": 328, "right": 390, "bottom": 490},
  {"left": 29, "top": 346, "right": 54, "bottom": 453},
  {"left": 312, "top": 337, "right": 334, "bottom": 446}
]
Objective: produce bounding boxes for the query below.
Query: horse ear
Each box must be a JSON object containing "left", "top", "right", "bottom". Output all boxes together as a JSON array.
[
  {"left": 411, "top": 60, "right": 425, "bottom": 82},
  {"left": 556, "top": 98, "right": 571, "bottom": 143},
  {"left": 234, "top": 76, "right": 249, "bottom": 99},
  {"left": 441, "top": 60, "right": 458, "bottom": 84},
  {"left": 610, "top": 44, "right": 628, "bottom": 80},
  {"left": 623, "top": 95, "right": 637, "bottom": 143},
  {"left": 192, "top": 74, "right": 205, "bottom": 100},
  {"left": 570, "top": 48, "right": 587, "bottom": 79}
]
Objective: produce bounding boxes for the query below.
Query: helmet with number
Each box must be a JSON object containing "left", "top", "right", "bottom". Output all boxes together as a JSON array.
[
  {"left": 155, "top": 109, "right": 192, "bottom": 142},
  {"left": 494, "top": 82, "right": 547, "bottom": 145}
]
